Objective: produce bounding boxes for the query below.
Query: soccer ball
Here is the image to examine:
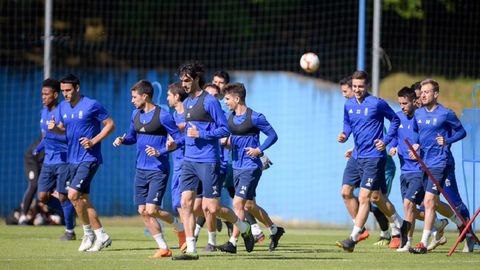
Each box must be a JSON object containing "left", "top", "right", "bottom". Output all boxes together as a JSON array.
[{"left": 300, "top": 52, "right": 319, "bottom": 73}]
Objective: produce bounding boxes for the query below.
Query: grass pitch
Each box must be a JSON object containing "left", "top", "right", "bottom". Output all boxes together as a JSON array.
[{"left": 0, "top": 217, "right": 479, "bottom": 270}]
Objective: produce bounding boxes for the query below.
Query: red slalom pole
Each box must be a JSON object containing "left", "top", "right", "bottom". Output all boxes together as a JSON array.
[
  {"left": 447, "top": 207, "right": 480, "bottom": 256},
  {"left": 404, "top": 139, "right": 480, "bottom": 244}
]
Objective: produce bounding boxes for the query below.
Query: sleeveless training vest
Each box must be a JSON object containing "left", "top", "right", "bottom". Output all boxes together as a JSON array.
[
  {"left": 228, "top": 108, "right": 260, "bottom": 136},
  {"left": 133, "top": 106, "right": 167, "bottom": 136},
  {"left": 185, "top": 91, "right": 214, "bottom": 122}
]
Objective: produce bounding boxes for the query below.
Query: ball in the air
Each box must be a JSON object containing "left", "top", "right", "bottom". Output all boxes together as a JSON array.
[{"left": 300, "top": 52, "right": 319, "bottom": 73}]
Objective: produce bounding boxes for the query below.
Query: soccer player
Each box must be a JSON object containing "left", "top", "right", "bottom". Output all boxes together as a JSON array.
[
  {"left": 339, "top": 75, "right": 399, "bottom": 248},
  {"left": 50, "top": 74, "right": 114, "bottom": 252},
  {"left": 216, "top": 82, "right": 284, "bottom": 253},
  {"left": 112, "top": 80, "right": 185, "bottom": 258},
  {"left": 409, "top": 79, "right": 467, "bottom": 254},
  {"left": 336, "top": 71, "right": 402, "bottom": 252},
  {"left": 172, "top": 63, "right": 254, "bottom": 260},
  {"left": 166, "top": 82, "right": 189, "bottom": 220},
  {"left": 388, "top": 87, "right": 429, "bottom": 251},
  {"left": 36, "top": 78, "right": 76, "bottom": 240}
]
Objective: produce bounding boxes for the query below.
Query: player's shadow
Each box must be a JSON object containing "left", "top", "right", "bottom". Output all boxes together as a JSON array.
[{"left": 105, "top": 247, "right": 157, "bottom": 252}]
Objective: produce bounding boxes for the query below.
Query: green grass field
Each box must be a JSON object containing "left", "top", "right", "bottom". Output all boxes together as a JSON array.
[{"left": 1, "top": 218, "right": 479, "bottom": 270}]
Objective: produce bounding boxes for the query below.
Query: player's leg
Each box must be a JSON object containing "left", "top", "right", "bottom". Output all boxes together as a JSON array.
[{"left": 56, "top": 163, "right": 76, "bottom": 240}]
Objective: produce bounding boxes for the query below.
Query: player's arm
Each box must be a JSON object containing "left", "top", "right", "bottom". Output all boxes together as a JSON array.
[
  {"left": 89, "top": 117, "right": 115, "bottom": 147},
  {"left": 33, "top": 131, "right": 45, "bottom": 155},
  {"left": 380, "top": 100, "right": 400, "bottom": 146},
  {"left": 253, "top": 113, "right": 278, "bottom": 155},
  {"left": 442, "top": 110, "right": 466, "bottom": 145},
  {"left": 198, "top": 98, "right": 230, "bottom": 139},
  {"left": 339, "top": 105, "right": 351, "bottom": 143},
  {"left": 160, "top": 110, "right": 184, "bottom": 154},
  {"left": 113, "top": 117, "right": 136, "bottom": 146}
]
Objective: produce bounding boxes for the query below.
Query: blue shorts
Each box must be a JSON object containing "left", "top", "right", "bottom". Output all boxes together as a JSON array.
[
  {"left": 180, "top": 161, "right": 220, "bottom": 199},
  {"left": 135, "top": 169, "right": 169, "bottom": 206},
  {"left": 69, "top": 162, "right": 99, "bottom": 194},
  {"left": 424, "top": 166, "right": 450, "bottom": 195},
  {"left": 342, "top": 158, "right": 361, "bottom": 188},
  {"left": 400, "top": 172, "right": 425, "bottom": 205},
  {"left": 233, "top": 168, "right": 262, "bottom": 200},
  {"left": 171, "top": 170, "right": 182, "bottom": 210},
  {"left": 38, "top": 163, "right": 70, "bottom": 194}
]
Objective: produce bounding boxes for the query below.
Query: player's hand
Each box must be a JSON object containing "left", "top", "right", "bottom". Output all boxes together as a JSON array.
[
  {"left": 79, "top": 137, "right": 94, "bottom": 149},
  {"left": 374, "top": 139, "right": 386, "bottom": 151},
  {"left": 436, "top": 133, "right": 447, "bottom": 146},
  {"left": 345, "top": 148, "right": 353, "bottom": 159},
  {"left": 409, "top": 144, "right": 420, "bottom": 160},
  {"left": 220, "top": 137, "right": 228, "bottom": 145},
  {"left": 245, "top": 147, "right": 262, "bottom": 158},
  {"left": 337, "top": 132, "right": 347, "bottom": 143},
  {"left": 389, "top": 147, "right": 397, "bottom": 156},
  {"left": 145, "top": 145, "right": 160, "bottom": 157},
  {"left": 187, "top": 123, "right": 199, "bottom": 138},
  {"left": 112, "top": 133, "right": 126, "bottom": 147},
  {"left": 48, "top": 115, "right": 56, "bottom": 131},
  {"left": 166, "top": 138, "right": 177, "bottom": 151}
]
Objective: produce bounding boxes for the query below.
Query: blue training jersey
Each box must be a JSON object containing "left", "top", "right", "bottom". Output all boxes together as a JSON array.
[
  {"left": 171, "top": 111, "right": 185, "bottom": 172},
  {"left": 229, "top": 109, "right": 278, "bottom": 170},
  {"left": 183, "top": 92, "right": 230, "bottom": 162},
  {"left": 390, "top": 111, "right": 421, "bottom": 172},
  {"left": 343, "top": 93, "right": 400, "bottom": 159},
  {"left": 122, "top": 107, "right": 184, "bottom": 171},
  {"left": 39, "top": 106, "right": 68, "bottom": 165},
  {"left": 413, "top": 103, "right": 466, "bottom": 168},
  {"left": 59, "top": 97, "right": 109, "bottom": 164}
]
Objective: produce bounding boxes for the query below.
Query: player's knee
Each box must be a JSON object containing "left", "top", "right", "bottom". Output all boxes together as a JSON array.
[
  {"left": 38, "top": 192, "right": 49, "bottom": 203},
  {"left": 370, "top": 193, "right": 381, "bottom": 204},
  {"left": 67, "top": 190, "right": 80, "bottom": 202},
  {"left": 244, "top": 201, "right": 255, "bottom": 211},
  {"left": 424, "top": 197, "right": 436, "bottom": 209},
  {"left": 341, "top": 187, "right": 354, "bottom": 199},
  {"left": 233, "top": 199, "right": 244, "bottom": 211},
  {"left": 146, "top": 208, "right": 157, "bottom": 216}
]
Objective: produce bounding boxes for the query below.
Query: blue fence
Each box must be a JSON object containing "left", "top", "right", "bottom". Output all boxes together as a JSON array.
[{"left": 0, "top": 68, "right": 467, "bottom": 226}]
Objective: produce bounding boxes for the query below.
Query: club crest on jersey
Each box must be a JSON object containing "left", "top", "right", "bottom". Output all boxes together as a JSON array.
[
  {"left": 71, "top": 113, "right": 74, "bottom": 119},
  {"left": 78, "top": 110, "right": 83, "bottom": 119},
  {"left": 364, "top": 108, "right": 368, "bottom": 116},
  {"left": 433, "top": 118, "right": 437, "bottom": 126}
]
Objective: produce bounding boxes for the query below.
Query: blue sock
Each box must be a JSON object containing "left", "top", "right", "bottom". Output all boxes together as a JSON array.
[
  {"left": 457, "top": 204, "right": 471, "bottom": 220},
  {"left": 62, "top": 200, "right": 75, "bottom": 231}
]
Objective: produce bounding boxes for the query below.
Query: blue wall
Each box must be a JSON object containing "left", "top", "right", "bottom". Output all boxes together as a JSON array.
[{"left": 0, "top": 68, "right": 471, "bottom": 226}]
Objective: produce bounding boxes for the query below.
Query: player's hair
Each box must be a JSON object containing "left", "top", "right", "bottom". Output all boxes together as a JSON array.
[
  {"left": 224, "top": 83, "right": 246, "bottom": 102},
  {"left": 131, "top": 80, "right": 154, "bottom": 99},
  {"left": 168, "top": 82, "right": 188, "bottom": 102},
  {"left": 178, "top": 62, "right": 205, "bottom": 88},
  {"left": 397, "top": 86, "right": 416, "bottom": 102},
  {"left": 204, "top": 83, "right": 221, "bottom": 96},
  {"left": 420, "top": 78, "right": 440, "bottom": 92},
  {"left": 213, "top": 70, "right": 230, "bottom": 84},
  {"left": 60, "top": 74, "right": 80, "bottom": 88},
  {"left": 410, "top": 81, "right": 421, "bottom": 91},
  {"left": 42, "top": 78, "right": 60, "bottom": 93},
  {"left": 351, "top": 70, "right": 370, "bottom": 85},
  {"left": 339, "top": 76, "right": 352, "bottom": 87}
]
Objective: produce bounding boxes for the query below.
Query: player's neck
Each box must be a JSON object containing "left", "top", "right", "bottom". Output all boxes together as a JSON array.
[
  {"left": 425, "top": 102, "right": 438, "bottom": 112},
  {"left": 190, "top": 88, "right": 202, "bottom": 98},
  {"left": 175, "top": 103, "right": 184, "bottom": 114},
  {"left": 143, "top": 102, "right": 155, "bottom": 113},
  {"left": 235, "top": 105, "right": 247, "bottom": 115},
  {"left": 70, "top": 96, "right": 81, "bottom": 107},
  {"left": 47, "top": 102, "right": 58, "bottom": 111}
]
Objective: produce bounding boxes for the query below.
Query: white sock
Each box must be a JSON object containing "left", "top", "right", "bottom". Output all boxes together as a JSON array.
[
  {"left": 235, "top": 219, "right": 248, "bottom": 233},
  {"left": 380, "top": 230, "right": 391, "bottom": 239},
  {"left": 350, "top": 226, "right": 362, "bottom": 242},
  {"left": 66, "top": 229, "right": 74, "bottom": 233},
  {"left": 194, "top": 224, "right": 202, "bottom": 238},
  {"left": 207, "top": 231, "right": 217, "bottom": 246},
  {"left": 390, "top": 213, "right": 403, "bottom": 228},
  {"left": 449, "top": 214, "right": 463, "bottom": 227},
  {"left": 153, "top": 233, "right": 168, "bottom": 250},
  {"left": 269, "top": 224, "right": 278, "bottom": 235},
  {"left": 94, "top": 227, "right": 106, "bottom": 239},
  {"left": 421, "top": 230, "right": 431, "bottom": 246},
  {"left": 186, "top": 237, "right": 196, "bottom": 253},
  {"left": 352, "top": 219, "right": 356, "bottom": 225},
  {"left": 229, "top": 236, "right": 238, "bottom": 247},
  {"left": 251, "top": 223, "right": 262, "bottom": 235},
  {"left": 390, "top": 223, "right": 400, "bottom": 236},
  {"left": 83, "top": 224, "right": 93, "bottom": 235},
  {"left": 173, "top": 217, "right": 184, "bottom": 232}
]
